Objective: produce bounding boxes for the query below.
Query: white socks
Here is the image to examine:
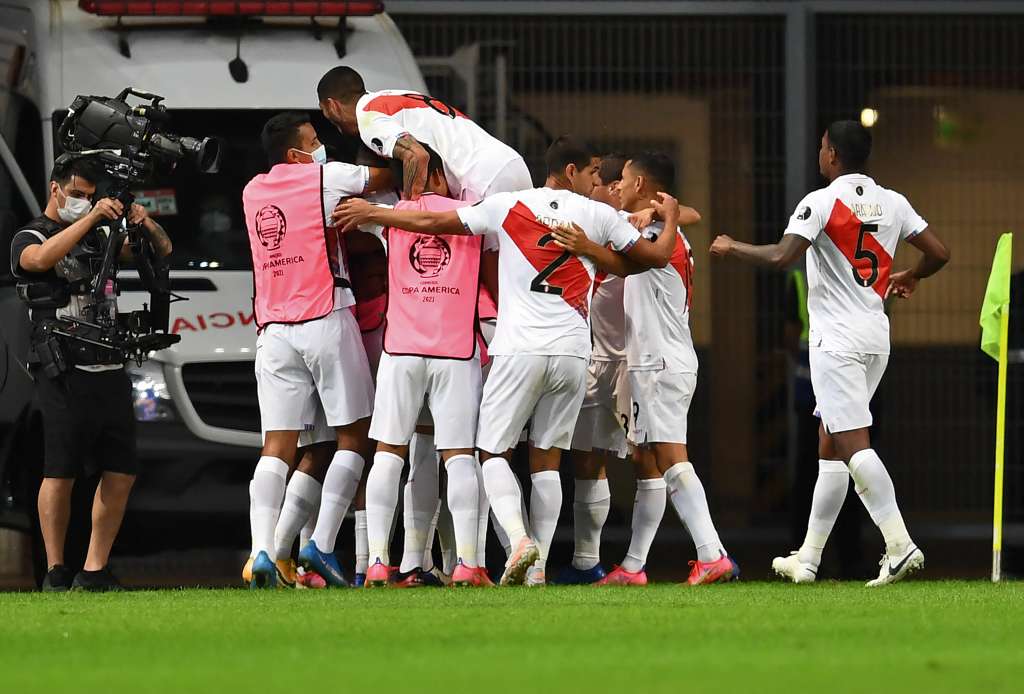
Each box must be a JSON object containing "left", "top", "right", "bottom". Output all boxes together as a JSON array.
[
  {"left": 476, "top": 462, "right": 490, "bottom": 566},
  {"left": 797, "top": 460, "right": 849, "bottom": 567},
  {"left": 848, "top": 449, "right": 913, "bottom": 555},
  {"left": 248, "top": 480, "right": 256, "bottom": 557},
  {"left": 400, "top": 439, "right": 438, "bottom": 573},
  {"left": 250, "top": 456, "right": 288, "bottom": 558},
  {"left": 529, "top": 470, "right": 562, "bottom": 572},
  {"left": 365, "top": 451, "right": 404, "bottom": 566},
  {"left": 664, "top": 462, "right": 726, "bottom": 564},
  {"left": 300, "top": 492, "right": 319, "bottom": 548},
  {"left": 482, "top": 458, "right": 528, "bottom": 547},
  {"left": 571, "top": 478, "right": 610, "bottom": 570},
  {"left": 621, "top": 478, "right": 666, "bottom": 573},
  {"left": 445, "top": 454, "right": 480, "bottom": 568},
  {"left": 354, "top": 509, "right": 369, "bottom": 575},
  {"left": 310, "top": 450, "right": 365, "bottom": 554},
  {"left": 274, "top": 470, "right": 321, "bottom": 560}
]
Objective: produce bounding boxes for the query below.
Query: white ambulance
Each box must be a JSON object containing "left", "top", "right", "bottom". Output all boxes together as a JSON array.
[{"left": 0, "top": 1, "right": 423, "bottom": 542}]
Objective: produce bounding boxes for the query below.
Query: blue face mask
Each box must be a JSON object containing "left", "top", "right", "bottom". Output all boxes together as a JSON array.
[{"left": 293, "top": 144, "right": 327, "bottom": 165}]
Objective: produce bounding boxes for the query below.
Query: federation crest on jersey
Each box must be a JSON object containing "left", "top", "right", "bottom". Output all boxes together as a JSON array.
[
  {"left": 409, "top": 236, "right": 452, "bottom": 277},
  {"left": 255, "top": 205, "right": 287, "bottom": 251},
  {"left": 797, "top": 206, "right": 812, "bottom": 221}
]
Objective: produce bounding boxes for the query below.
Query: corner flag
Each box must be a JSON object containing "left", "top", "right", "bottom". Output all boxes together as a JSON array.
[{"left": 979, "top": 232, "right": 1012, "bottom": 582}]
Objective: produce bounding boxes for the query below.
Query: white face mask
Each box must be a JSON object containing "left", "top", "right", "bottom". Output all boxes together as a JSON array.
[
  {"left": 56, "top": 186, "right": 92, "bottom": 224},
  {"left": 292, "top": 144, "right": 327, "bottom": 165}
]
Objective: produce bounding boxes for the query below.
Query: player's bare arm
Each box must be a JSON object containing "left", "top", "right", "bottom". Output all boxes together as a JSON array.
[
  {"left": 333, "top": 196, "right": 466, "bottom": 235},
  {"left": 364, "top": 166, "right": 395, "bottom": 194},
  {"left": 393, "top": 134, "right": 430, "bottom": 200},
  {"left": 629, "top": 204, "right": 701, "bottom": 230},
  {"left": 551, "top": 223, "right": 646, "bottom": 277},
  {"left": 885, "top": 228, "right": 951, "bottom": 299},
  {"left": 710, "top": 233, "right": 810, "bottom": 270},
  {"left": 621, "top": 192, "right": 682, "bottom": 269}
]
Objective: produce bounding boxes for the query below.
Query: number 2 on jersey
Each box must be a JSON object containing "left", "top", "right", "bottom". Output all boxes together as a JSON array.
[
  {"left": 852, "top": 223, "right": 879, "bottom": 287},
  {"left": 530, "top": 232, "right": 572, "bottom": 295}
]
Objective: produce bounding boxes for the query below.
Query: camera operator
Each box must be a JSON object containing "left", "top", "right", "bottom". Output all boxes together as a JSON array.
[{"left": 9, "top": 157, "right": 171, "bottom": 592}]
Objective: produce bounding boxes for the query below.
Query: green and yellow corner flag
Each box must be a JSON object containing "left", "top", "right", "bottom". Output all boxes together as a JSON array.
[{"left": 979, "top": 232, "right": 1012, "bottom": 582}]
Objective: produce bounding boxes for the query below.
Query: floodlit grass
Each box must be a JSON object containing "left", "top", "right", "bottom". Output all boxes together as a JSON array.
[{"left": 2, "top": 582, "right": 1022, "bottom": 693}]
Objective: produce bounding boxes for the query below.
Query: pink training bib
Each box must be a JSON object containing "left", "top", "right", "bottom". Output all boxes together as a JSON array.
[
  {"left": 383, "top": 194, "right": 481, "bottom": 359},
  {"left": 242, "top": 163, "right": 334, "bottom": 329}
]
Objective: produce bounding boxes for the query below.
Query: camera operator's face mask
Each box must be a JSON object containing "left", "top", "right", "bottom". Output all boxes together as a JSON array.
[
  {"left": 55, "top": 185, "right": 93, "bottom": 224},
  {"left": 291, "top": 145, "right": 327, "bottom": 166}
]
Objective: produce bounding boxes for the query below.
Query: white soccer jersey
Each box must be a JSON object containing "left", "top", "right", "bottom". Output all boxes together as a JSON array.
[
  {"left": 322, "top": 161, "right": 370, "bottom": 310},
  {"left": 457, "top": 188, "right": 640, "bottom": 358},
  {"left": 783, "top": 173, "right": 928, "bottom": 354},
  {"left": 356, "top": 90, "right": 522, "bottom": 201},
  {"left": 590, "top": 273, "right": 626, "bottom": 362},
  {"left": 623, "top": 218, "right": 698, "bottom": 373}
]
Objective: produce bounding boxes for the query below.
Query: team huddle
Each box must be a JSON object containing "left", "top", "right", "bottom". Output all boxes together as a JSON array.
[{"left": 240, "top": 66, "right": 950, "bottom": 590}]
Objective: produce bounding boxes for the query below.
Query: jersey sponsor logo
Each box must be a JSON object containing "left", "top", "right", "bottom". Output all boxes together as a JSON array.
[
  {"left": 823, "top": 198, "right": 892, "bottom": 298},
  {"left": 409, "top": 235, "right": 452, "bottom": 278},
  {"left": 364, "top": 93, "right": 467, "bottom": 120},
  {"left": 254, "top": 205, "right": 287, "bottom": 251},
  {"left": 501, "top": 201, "right": 592, "bottom": 320}
]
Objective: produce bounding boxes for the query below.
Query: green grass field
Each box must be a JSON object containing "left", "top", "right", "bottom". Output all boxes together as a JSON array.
[{"left": 2, "top": 582, "right": 1022, "bottom": 693}]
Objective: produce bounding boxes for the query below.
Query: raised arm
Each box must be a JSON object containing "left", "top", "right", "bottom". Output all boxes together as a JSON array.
[
  {"left": 885, "top": 228, "right": 950, "bottom": 299},
  {"left": 393, "top": 134, "right": 430, "bottom": 200},
  {"left": 620, "top": 193, "right": 681, "bottom": 269},
  {"left": 332, "top": 197, "right": 465, "bottom": 235},
  {"left": 709, "top": 233, "right": 810, "bottom": 270},
  {"left": 549, "top": 224, "right": 647, "bottom": 277},
  {"left": 18, "top": 198, "right": 123, "bottom": 273}
]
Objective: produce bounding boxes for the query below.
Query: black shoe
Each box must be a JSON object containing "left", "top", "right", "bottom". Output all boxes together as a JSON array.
[
  {"left": 42, "top": 565, "right": 75, "bottom": 592},
  {"left": 390, "top": 567, "right": 444, "bottom": 588},
  {"left": 71, "top": 567, "right": 125, "bottom": 592}
]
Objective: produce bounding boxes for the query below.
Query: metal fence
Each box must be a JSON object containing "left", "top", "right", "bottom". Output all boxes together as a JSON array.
[{"left": 390, "top": 3, "right": 1024, "bottom": 548}]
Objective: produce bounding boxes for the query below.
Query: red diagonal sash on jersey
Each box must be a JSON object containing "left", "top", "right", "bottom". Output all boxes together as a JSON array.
[
  {"left": 364, "top": 93, "right": 468, "bottom": 120},
  {"left": 667, "top": 232, "right": 694, "bottom": 309},
  {"left": 501, "top": 201, "right": 592, "bottom": 320},
  {"left": 823, "top": 199, "right": 891, "bottom": 298}
]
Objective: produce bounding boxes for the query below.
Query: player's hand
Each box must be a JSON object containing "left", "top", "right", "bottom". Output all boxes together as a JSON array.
[
  {"left": 650, "top": 191, "right": 680, "bottom": 221},
  {"left": 550, "top": 222, "right": 592, "bottom": 256},
  {"left": 128, "top": 203, "right": 150, "bottom": 226},
  {"left": 710, "top": 234, "right": 733, "bottom": 257},
  {"left": 628, "top": 208, "right": 656, "bottom": 230},
  {"left": 90, "top": 197, "right": 124, "bottom": 222},
  {"left": 332, "top": 197, "right": 374, "bottom": 231},
  {"left": 885, "top": 269, "right": 919, "bottom": 300}
]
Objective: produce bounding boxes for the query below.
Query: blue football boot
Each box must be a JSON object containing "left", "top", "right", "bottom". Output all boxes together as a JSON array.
[
  {"left": 249, "top": 551, "right": 278, "bottom": 590},
  {"left": 298, "top": 540, "right": 349, "bottom": 587}
]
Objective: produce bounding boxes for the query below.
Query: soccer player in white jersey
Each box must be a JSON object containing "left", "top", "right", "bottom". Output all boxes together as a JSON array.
[
  {"left": 710, "top": 121, "right": 949, "bottom": 586},
  {"left": 553, "top": 153, "right": 737, "bottom": 585},
  {"left": 317, "top": 66, "right": 532, "bottom": 201},
  {"left": 241, "top": 114, "right": 388, "bottom": 589},
  {"left": 334, "top": 136, "right": 684, "bottom": 585}
]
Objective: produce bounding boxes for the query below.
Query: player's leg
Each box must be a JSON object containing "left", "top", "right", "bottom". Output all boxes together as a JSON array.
[
  {"left": 524, "top": 355, "right": 590, "bottom": 585},
  {"left": 299, "top": 311, "right": 375, "bottom": 586},
  {"left": 352, "top": 473, "right": 368, "bottom": 586},
  {"left": 812, "top": 351, "right": 922, "bottom": 586},
  {"left": 600, "top": 446, "right": 664, "bottom": 586},
  {"left": 396, "top": 428, "right": 442, "bottom": 584},
  {"left": 477, "top": 355, "right": 546, "bottom": 585},
  {"left": 772, "top": 423, "right": 847, "bottom": 583},
  {"left": 275, "top": 440, "right": 332, "bottom": 587}
]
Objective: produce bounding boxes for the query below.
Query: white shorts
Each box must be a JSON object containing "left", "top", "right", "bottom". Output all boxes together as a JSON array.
[
  {"left": 628, "top": 368, "right": 697, "bottom": 446},
  {"left": 571, "top": 359, "right": 629, "bottom": 457},
  {"left": 255, "top": 309, "right": 375, "bottom": 434},
  {"left": 809, "top": 349, "right": 888, "bottom": 434},
  {"left": 369, "top": 351, "right": 482, "bottom": 450},
  {"left": 477, "top": 354, "right": 588, "bottom": 453}
]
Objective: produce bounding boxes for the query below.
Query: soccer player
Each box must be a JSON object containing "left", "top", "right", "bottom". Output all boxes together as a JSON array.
[
  {"left": 353, "top": 146, "right": 490, "bottom": 588},
  {"left": 241, "top": 113, "right": 385, "bottom": 588},
  {"left": 710, "top": 121, "right": 950, "bottom": 586},
  {"left": 317, "top": 66, "right": 531, "bottom": 201},
  {"left": 552, "top": 153, "right": 736, "bottom": 586},
  {"left": 333, "top": 136, "right": 684, "bottom": 585}
]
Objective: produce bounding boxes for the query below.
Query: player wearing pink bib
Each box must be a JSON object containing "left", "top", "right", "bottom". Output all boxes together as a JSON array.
[
  {"left": 334, "top": 137, "right": 685, "bottom": 585},
  {"left": 711, "top": 121, "right": 949, "bottom": 587}
]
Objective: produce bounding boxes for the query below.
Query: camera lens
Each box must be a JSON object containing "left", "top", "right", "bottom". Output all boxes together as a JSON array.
[{"left": 181, "top": 136, "right": 222, "bottom": 174}]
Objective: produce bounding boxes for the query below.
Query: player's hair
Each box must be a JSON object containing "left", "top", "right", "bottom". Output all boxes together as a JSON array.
[
  {"left": 317, "top": 66, "right": 367, "bottom": 104},
  {"left": 628, "top": 151, "right": 676, "bottom": 193},
  {"left": 597, "top": 153, "right": 627, "bottom": 186},
  {"left": 545, "top": 135, "right": 595, "bottom": 177},
  {"left": 49, "top": 156, "right": 99, "bottom": 187},
  {"left": 826, "top": 120, "right": 872, "bottom": 171},
  {"left": 388, "top": 142, "right": 445, "bottom": 189},
  {"left": 261, "top": 112, "right": 310, "bottom": 166}
]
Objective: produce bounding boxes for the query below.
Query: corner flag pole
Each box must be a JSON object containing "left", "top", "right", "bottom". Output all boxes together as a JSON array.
[{"left": 993, "top": 303, "right": 1009, "bottom": 583}]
